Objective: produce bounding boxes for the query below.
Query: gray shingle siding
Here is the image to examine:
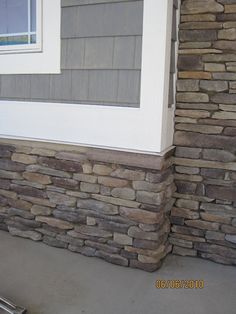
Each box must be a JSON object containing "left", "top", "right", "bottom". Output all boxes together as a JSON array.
[{"left": 0, "top": 0, "right": 143, "bottom": 107}]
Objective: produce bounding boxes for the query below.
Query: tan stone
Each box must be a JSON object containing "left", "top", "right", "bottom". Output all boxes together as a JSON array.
[
  {"left": 80, "top": 182, "right": 100, "bottom": 193},
  {"left": 180, "top": 22, "right": 222, "bottom": 30},
  {"left": 92, "top": 194, "right": 140, "bottom": 208},
  {"left": 73, "top": 173, "right": 97, "bottom": 183},
  {"left": 175, "top": 109, "right": 210, "bottom": 119},
  {"left": 93, "top": 164, "right": 113, "bottom": 175},
  {"left": 175, "top": 123, "right": 223, "bottom": 134},
  {"left": 23, "top": 172, "right": 51, "bottom": 185},
  {"left": 0, "top": 189, "right": 17, "bottom": 199},
  {"left": 172, "top": 207, "right": 200, "bottom": 220},
  {"left": 181, "top": 14, "right": 216, "bottom": 22},
  {"left": 204, "top": 63, "right": 226, "bottom": 72},
  {"left": 179, "top": 49, "right": 222, "bottom": 55},
  {"left": 120, "top": 207, "right": 163, "bottom": 224},
  {"left": 87, "top": 217, "right": 96, "bottom": 226},
  {"left": 181, "top": 0, "right": 224, "bottom": 15},
  {"left": 12, "top": 153, "right": 37, "bottom": 165},
  {"left": 225, "top": 4, "right": 236, "bottom": 13},
  {"left": 31, "top": 205, "right": 52, "bottom": 216},
  {"left": 185, "top": 220, "right": 219, "bottom": 231},
  {"left": 114, "top": 233, "right": 133, "bottom": 245},
  {"left": 82, "top": 163, "right": 93, "bottom": 174},
  {"left": 98, "top": 176, "right": 128, "bottom": 188},
  {"left": 36, "top": 216, "right": 73, "bottom": 229},
  {"left": 31, "top": 148, "right": 55, "bottom": 157},
  {"left": 179, "top": 71, "right": 211, "bottom": 79},
  {"left": 200, "top": 212, "right": 231, "bottom": 224}
]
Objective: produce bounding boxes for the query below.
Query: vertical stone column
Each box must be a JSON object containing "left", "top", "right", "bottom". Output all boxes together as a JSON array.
[{"left": 171, "top": 0, "right": 236, "bottom": 265}]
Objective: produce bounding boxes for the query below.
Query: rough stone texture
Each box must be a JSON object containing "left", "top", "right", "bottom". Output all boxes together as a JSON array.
[
  {"left": 0, "top": 141, "right": 174, "bottom": 272},
  {"left": 172, "top": 0, "right": 236, "bottom": 266}
]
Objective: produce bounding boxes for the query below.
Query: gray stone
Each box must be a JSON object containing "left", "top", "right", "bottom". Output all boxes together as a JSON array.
[
  {"left": 0, "top": 159, "right": 25, "bottom": 172},
  {"left": 8, "top": 208, "right": 34, "bottom": 220},
  {"left": 128, "top": 226, "right": 158, "bottom": 241},
  {"left": 179, "top": 30, "right": 217, "bottom": 42},
  {"left": 47, "top": 191, "right": 76, "bottom": 207},
  {"left": 136, "top": 191, "right": 164, "bottom": 205},
  {"left": 38, "top": 157, "right": 82, "bottom": 172},
  {"left": 85, "top": 240, "right": 120, "bottom": 254},
  {"left": 111, "top": 188, "right": 135, "bottom": 200},
  {"left": 173, "top": 246, "right": 197, "bottom": 257},
  {"left": 80, "top": 182, "right": 100, "bottom": 193},
  {"left": 73, "top": 173, "right": 97, "bottom": 183},
  {"left": 51, "top": 177, "right": 78, "bottom": 190},
  {"left": 203, "top": 149, "right": 235, "bottom": 162},
  {"left": 8, "top": 227, "right": 42, "bottom": 241},
  {"left": 178, "top": 55, "right": 203, "bottom": 71},
  {"left": 43, "top": 236, "right": 68, "bottom": 248},
  {"left": 206, "top": 186, "right": 236, "bottom": 202},
  {"left": 68, "top": 245, "right": 96, "bottom": 257},
  {"left": 77, "top": 199, "right": 118, "bottom": 215},
  {"left": 36, "top": 216, "right": 74, "bottom": 230},
  {"left": 26, "top": 165, "right": 71, "bottom": 178},
  {"left": 177, "top": 79, "right": 199, "bottom": 92},
  {"left": 111, "top": 168, "right": 145, "bottom": 181},
  {"left": 177, "top": 93, "right": 209, "bottom": 103},
  {"left": 225, "top": 235, "right": 236, "bottom": 244},
  {"left": 175, "top": 147, "right": 201, "bottom": 159},
  {"left": 74, "top": 225, "right": 112, "bottom": 238},
  {"left": 53, "top": 210, "right": 86, "bottom": 223},
  {"left": 95, "top": 250, "right": 128, "bottom": 267},
  {"left": 211, "top": 93, "right": 236, "bottom": 104},
  {"left": 200, "top": 80, "right": 228, "bottom": 92}
]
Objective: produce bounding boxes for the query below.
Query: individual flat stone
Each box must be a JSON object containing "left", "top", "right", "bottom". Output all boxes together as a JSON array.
[
  {"left": 31, "top": 148, "right": 55, "bottom": 157},
  {"left": 128, "top": 226, "right": 158, "bottom": 241},
  {"left": 181, "top": 0, "right": 224, "bottom": 15},
  {"left": 97, "top": 176, "right": 128, "bottom": 188},
  {"left": 136, "top": 191, "right": 164, "bottom": 206},
  {"left": 174, "top": 131, "right": 236, "bottom": 153},
  {"left": 200, "top": 80, "right": 228, "bottom": 92},
  {"left": 51, "top": 177, "right": 78, "bottom": 190},
  {"left": 175, "top": 124, "right": 223, "bottom": 134},
  {"left": 175, "top": 166, "right": 199, "bottom": 175},
  {"left": 169, "top": 237, "right": 193, "bottom": 249},
  {"left": 77, "top": 199, "right": 118, "bottom": 215},
  {"left": 53, "top": 210, "right": 85, "bottom": 223},
  {"left": 31, "top": 205, "right": 52, "bottom": 216},
  {"left": 55, "top": 151, "right": 87, "bottom": 162},
  {"left": 132, "top": 181, "right": 166, "bottom": 193},
  {"left": 173, "top": 246, "right": 197, "bottom": 257},
  {"left": 43, "top": 236, "right": 68, "bottom": 249},
  {"left": 12, "top": 153, "right": 37, "bottom": 165},
  {"left": 113, "top": 232, "right": 133, "bottom": 245},
  {"left": 172, "top": 207, "right": 199, "bottom": 220},
  {"left": 120, "top": 207, "right": 163, "bottom": 224},
  {"left": 175, "top": 198, "right": 199, "bottom": 210},
  {"left": 73, "top": 173, "right": 97, "bottom": 183},
  {"left": 74, "top": 225, "right": 112, "bottom": 238},
  {"left": 0, "top": 159, "right": 25, "bottom": 172},
  {"left": 178, "top": 55, "right": 203, "bottom": 71},
  {"left": 171, "top": 225, "right": 205, "bottom": 237},
  {"left": 181, "top": 13, "right": 216, "bottom": 22},
  {"left": 38, "top": 157, "right": 82, "bottom": 172},
  {"left": 179, "top": 29, "right": 217, "bottom": 42},
  {"left": 205, "top": 231, "right": 225, "bottom": 241},
  {"left": 203, "top": 149, "right": 235, "bottom": 162},
  {"left": 8, "top": 227, "right": 42, "bottom": 241},
  {"left": 68, "top": 245, "right": 96, "bottom": 257},
  {"left": 225, "top": 235, "right": 236, "bottom": 244},
  {"left": 92, "top": 194, "right": 140, "bottom": 208},
  {"left": 111, "top": 188, "right": 135, "bottom": 200},
  {"left": 8, "top": 208, "right": 34, "bottom": 219},
  {"left": 218, "top": 28, "right": 236, "bottom": 40},
  {"left": 211, "top": 93, "right": 236, "bottom": 104},
  {"left": 180, "top": 22, "right": 222, "bottom": 30},
  {"left": 111, "top": 168, "right": 145, "bottom": 181},
  {"left": 185, "top": 219, "right": 220, "bottom": 231},
  {"left": 26, "top": 164, "right": 71, "bottom": 178},
  {"left": 85, "top": 240, "right": 120, "bottom": 254},
  {"left": 93, "top": 164, "right": 113, "bottom": 175},
  {"left": 80, "top": 182, "right": 100, "bottom": 193},
  {"left": 175, "top": 109, "right": 210, "bottom": 118},
  {"left": 47, "top": 191, "right": 76, "bottom": 206},
  {"left": 212, "top": 111, "right": 236, "bottom": 119},
  {"left": 195, "top": 243, "right": 236, "bottom": 259},
  {"left": 177, "top": 79, "right": 199, "bottom": 92},
  {"left": 200, "top": 212, "right": 231, "bottom": 224},
  {"left": 179, "top": 71, "right": 211, "bottom": 79},
  {"left": 23, "top": 172, "right": 51, "bottom": 185},
  {"left": 36, "top": 216, "right": 74, "bottom": 229},
  {"left": 204, "top": 63, "right": 225, "bottom": 72},
  {"left": 95, "top": 250, "right": 128, "bottom": 267},
  {"left": 206, "top": 185, "right": 236, "bottom": 202},
  {"left": 214, "top": 40, "right": 236, "bottom": 51}
]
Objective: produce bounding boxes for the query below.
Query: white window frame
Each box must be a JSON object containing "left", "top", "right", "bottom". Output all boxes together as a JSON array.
[
  {"left": 0, "top": 0, "right": 177, "bottom": 154},
  {"left": 0, "top": 0, "right": 42, "bottom": 54},
  {"left": 0, "top": 0, "right": 60, "bottom": 74}
]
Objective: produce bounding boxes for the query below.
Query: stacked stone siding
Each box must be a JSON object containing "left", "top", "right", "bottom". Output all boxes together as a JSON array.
[
  {"left": 0, "top": 140, "right": 175, "bottom": 272},
  {"left": 171, "top": 0, "right": 236, "bottom": 265}
]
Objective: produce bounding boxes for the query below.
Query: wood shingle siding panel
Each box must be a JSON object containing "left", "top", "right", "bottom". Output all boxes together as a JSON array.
[{"left": 0, "top": 1, "right": 143, "bottom": 107}]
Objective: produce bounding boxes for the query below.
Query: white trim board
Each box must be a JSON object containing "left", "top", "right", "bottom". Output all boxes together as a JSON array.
[{"left": 0, "top": 0, "right": 176, "bottom": 154}]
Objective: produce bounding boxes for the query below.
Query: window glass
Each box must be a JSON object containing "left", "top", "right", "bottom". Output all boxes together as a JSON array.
[{"left": 0, "top": 0, "right": 36, "bottom": 47}]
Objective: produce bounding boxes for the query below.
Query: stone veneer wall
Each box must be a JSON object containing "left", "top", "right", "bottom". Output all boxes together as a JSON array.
[
  {"left": 171, "top": 0, "right": 236, "bottom": 265},
  {"left": 0, "top": 140, "right": 175, "bottom": 272}
]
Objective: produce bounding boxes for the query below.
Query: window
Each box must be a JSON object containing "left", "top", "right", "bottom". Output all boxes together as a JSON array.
[
  {"left": 0, "top": 0, "right": 60, "bottom": 74},
  {"left": 0, "top": 0, "right": 42, "bottom": 54}
]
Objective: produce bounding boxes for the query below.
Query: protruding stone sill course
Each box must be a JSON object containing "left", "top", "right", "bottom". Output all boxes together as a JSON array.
[{"left": 0, "top": 139, "right": 175, "bottom": 272}]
